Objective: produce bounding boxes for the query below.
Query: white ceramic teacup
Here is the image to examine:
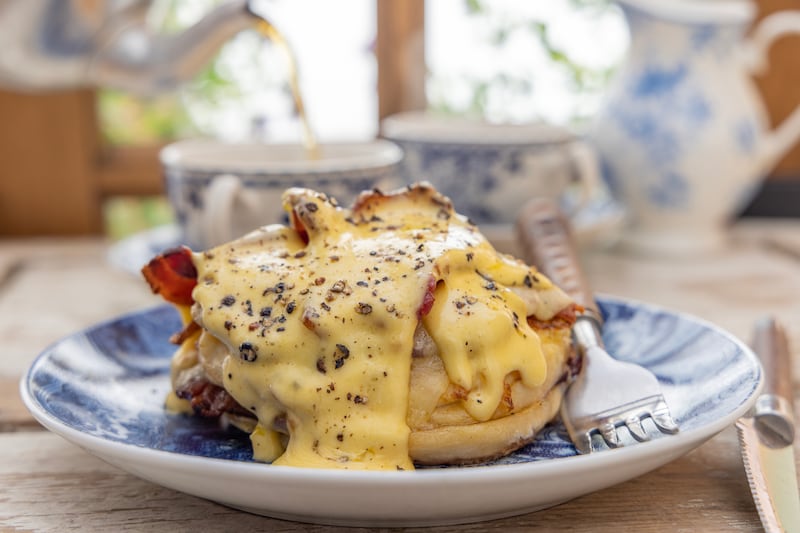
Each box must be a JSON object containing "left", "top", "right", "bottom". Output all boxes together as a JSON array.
[
  {"left": 160, "top": 139, "right": 404, "bottom": 250},
  {"left": 381, "top": 111, "right": 602, "bottom": 226}
]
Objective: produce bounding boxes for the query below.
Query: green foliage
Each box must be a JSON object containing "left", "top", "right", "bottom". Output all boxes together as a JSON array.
[
  {"left": 466, "top": 0, "right": 615, "bottom": 102},
  {"left": 103, "top": 196, "right": 174, "bottom": 240},
  {"left": 528, "top": 20, "right": 615, "bottom": 94},
  {"left": 98, "top": 90, "right": 192, "bottom": 145},
  {"left": 464, "top": 0, "right": 486, "bottom": 14}
]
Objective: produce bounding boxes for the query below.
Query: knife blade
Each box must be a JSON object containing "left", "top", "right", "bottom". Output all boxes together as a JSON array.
[{"left": 736, "top": 317, "right": 800, "bottom": 533}]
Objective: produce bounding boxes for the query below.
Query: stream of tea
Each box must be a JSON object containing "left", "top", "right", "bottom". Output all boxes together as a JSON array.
[{"left": 256, "top": 18, "right": 320, "bottom": 159}]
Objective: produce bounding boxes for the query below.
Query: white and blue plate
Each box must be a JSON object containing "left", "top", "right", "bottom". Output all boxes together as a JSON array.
[{"left": 20, "top": 297, "right": 761, "bottom": 527}]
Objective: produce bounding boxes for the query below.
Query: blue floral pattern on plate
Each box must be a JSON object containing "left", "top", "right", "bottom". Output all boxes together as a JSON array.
[
  {"left": 24, "top": 297, "right": 759, "bottom": 466},
  {"left": 20, "top": 297, "right": 761, "bottom": 526}
]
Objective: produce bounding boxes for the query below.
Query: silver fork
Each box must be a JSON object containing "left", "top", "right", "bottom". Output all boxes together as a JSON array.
[{"left": 516, "top": 198, "right": 679, "bottom": 453}]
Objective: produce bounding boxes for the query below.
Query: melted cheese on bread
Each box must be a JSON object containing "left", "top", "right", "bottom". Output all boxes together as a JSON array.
[{"left": 189, "top": 184, "right": 570, "bottom": 470}]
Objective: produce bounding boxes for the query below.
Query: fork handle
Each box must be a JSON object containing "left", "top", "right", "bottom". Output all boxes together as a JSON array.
[{"left": 515, "top": 197, "right": 601, "bottom": 321}]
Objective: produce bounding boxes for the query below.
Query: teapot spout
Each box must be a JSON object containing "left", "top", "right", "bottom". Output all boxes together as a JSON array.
[{"left": 88, "top": 0, "right": 261, "bottom": 94}]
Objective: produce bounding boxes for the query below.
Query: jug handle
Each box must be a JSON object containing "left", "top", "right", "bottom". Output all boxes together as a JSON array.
[{"left": 744, "top": 11, "right": 800, "bottom": 172}]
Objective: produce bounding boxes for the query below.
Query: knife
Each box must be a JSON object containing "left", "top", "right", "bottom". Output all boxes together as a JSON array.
[{"left": 736, "top": 317, "right": 800, "bottom": 533}]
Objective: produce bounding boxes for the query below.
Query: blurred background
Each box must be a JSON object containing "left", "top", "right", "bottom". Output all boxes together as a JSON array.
[{"left": 0, "top": 0, "right": 797, "bottom": 240}]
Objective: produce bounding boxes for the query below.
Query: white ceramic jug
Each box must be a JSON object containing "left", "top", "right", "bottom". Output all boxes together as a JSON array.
[{"left": 590, "top": 0, "right": 800, "bottom": 255}]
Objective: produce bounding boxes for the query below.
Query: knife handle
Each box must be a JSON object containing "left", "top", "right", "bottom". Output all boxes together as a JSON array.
[
  {"left": 754, "top": 317, "right": 794, "bottom": 407},
  {"left": 752, "top": 316, "right": 795, "bottom": 447},
  {"left": 515, "top": 197, "right": 600, "bottom": 321}
]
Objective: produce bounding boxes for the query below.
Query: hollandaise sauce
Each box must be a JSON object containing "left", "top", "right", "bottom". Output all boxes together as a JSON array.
[{"left": 190, "top": 185, "right": 551, "bottom": 470}]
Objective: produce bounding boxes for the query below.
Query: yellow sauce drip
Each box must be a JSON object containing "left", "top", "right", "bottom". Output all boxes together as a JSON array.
[
  {"left": 422, "top": 248, "right": 547, "bottom": 422},
  {"left": 190, "top": 186, "right": 551, "bottom": 470}
]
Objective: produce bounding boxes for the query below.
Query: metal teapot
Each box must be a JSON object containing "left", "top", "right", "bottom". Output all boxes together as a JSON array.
[{"left": 0, "top": 0, "right": 260, "bottom": 93}]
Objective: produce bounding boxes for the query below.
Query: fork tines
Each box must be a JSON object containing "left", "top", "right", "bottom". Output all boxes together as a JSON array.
[{"left": 565, "top": 395, "right": 680, "bottom": 454}]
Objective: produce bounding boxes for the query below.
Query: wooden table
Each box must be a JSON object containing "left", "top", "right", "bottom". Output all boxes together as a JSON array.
[{"left": 2, "top": 220, "right": 799, "bottom": 532}]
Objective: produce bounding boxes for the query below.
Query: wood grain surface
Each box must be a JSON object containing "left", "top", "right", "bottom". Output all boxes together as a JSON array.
[{"left": 0, "top": 429, "right": 765, "bottom": 532}]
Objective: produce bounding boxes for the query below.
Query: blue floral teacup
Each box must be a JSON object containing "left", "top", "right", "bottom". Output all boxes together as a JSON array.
[
  {"left": 381, "top": 112, "right": 601, "bottom": 227},
  {"left": 160, "top": 139, "right": 404, "bottom": 250}
]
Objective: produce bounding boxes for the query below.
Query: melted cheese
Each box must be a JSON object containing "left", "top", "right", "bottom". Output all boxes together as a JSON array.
[{"left": 190, "top": 185, "right": 559, "bottom": 470}]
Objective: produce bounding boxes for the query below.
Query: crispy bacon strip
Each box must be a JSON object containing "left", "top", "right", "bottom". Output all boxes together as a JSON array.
[
  {"left": 527, "top": 303, "right": 582, "bottom": 330},
  {"left": 290, "top": 209, "right": 310, "bottom": 245},
  {"left": 142, "top": 246, "right": 198, "bottom": 306},
  {"left": 417, "top": 276, "right": 437, "bottom": 319}
]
